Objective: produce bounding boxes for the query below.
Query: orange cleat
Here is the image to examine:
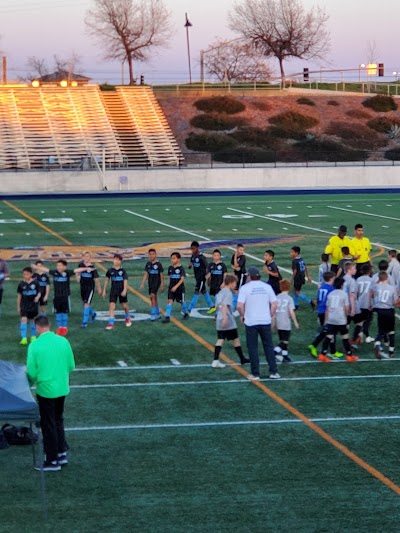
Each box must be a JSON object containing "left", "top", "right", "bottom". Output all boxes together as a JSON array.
[
  {"left": 318, "top": 354, "right": 332, "bottom": 363},
  {"left": 346, "top": 355, "right": 359, "bottom": 362}
]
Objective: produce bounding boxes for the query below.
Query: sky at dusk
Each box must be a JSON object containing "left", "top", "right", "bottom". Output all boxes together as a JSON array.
[{"left": 0, "top": 0, "right": 399, "bottom": 84}]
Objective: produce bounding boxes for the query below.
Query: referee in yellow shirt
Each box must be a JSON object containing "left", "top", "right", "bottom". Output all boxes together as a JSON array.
[
  {"left": 324, "top": 225, "right": 354, "bottom": 274},
  {"left": 352, "top": 224, "right": 372, "bottom": 278}
]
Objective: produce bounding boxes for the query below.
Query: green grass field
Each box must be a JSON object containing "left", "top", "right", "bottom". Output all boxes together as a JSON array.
[{"left": 2, "top": 191, "right": 400, "bottom": 532}]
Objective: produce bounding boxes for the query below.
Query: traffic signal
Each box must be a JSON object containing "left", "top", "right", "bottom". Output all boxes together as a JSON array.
[
  {"left": 378, "top": 63, "right": 384, "bottom": 77},
  {"left": 140, "top": 75, "right": 144, "bottom": 85},
  {"left": 303, "top": 68, "right": 309, "bottom": 82}
]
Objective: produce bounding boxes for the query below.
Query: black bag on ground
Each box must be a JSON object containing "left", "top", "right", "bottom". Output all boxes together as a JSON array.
[
  {"left": 0, "top": 428, "right": 9, "bottom": 449},
  {"left": 1, "top": 424, "right": 38, "bottom": 446}
]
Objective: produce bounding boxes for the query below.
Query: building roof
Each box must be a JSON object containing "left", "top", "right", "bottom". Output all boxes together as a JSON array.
[{"left": 37, "top": 70, "right": 91, "bottom": 82}]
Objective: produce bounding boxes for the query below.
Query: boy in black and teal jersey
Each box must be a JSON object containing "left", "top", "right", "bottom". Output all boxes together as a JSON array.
[
  {"left": 187, "top": 241, "right": 214, "bottom": 313},
  {"left": 102, "top": 254, "right": 132, "bottom": 330},
  {"left": 140, "top": 248, "right": 164, "bottom": 321},
  {"left": 162, "top": 252, "right": 189, "bottom": 323},
  {"left": 17, "top": 267, "right": 41, "bottom": 345}
]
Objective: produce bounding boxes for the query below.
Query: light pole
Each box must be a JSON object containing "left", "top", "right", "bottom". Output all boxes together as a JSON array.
[
  {"left": 184, "top": 13, "right": 193, "bottom": 85},
  {"left": 359, "top": 64, "right": 365, "bottom": 82}
]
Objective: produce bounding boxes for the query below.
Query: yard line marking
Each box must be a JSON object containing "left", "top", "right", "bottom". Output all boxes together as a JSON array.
[
  {"left": 327, "top": 205, "right": 400, "bottom": 223},
  {"left": 69, "top": 374, "right": 400, "bottom": 389},
  {"left": 170, "top": 359, "right": 181, "bottom": 366},
  {"left": 7, "top": 201, "right": 400, "bottom": 498},
  {"left": 66, "top": 415, "right": 400, "bottom": 432},
  {"left": 117, "top": 361, "right": 128, "bottom": 367}
]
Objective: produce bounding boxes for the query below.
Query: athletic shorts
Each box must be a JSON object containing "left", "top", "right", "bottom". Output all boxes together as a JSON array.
[
  {"left": 318, "top": 313, "right": 325, "bottom": 326},
  {"left": 148, "top": 280, "right": 161, "bottom": 295},
  {"left": 109, "top": 292, "right": 128, "bottom": 304},
  {"left": 217, "top": 328, "right": 238, "bottom": 341},
  {"left": 278, "top": 329, "right": 291, "bottom": 342},
  {"left": 326, "top": 324, "right": 348, "bottom": 336},
  {"left": 360, "top": 308, "right": 373, "bottom": 323},
  {"left": 168, "top": 288, "right": 185, "bottom": 304},
  {"left": 293, "top": 277, "right": 305, "bottom": 291},
  {"left": 194, "top": 278, "right": 207, "bottom": 294},
  {"left": 53, "top": 297, "right": 70, "bottom": 314},
  {"left": 347, "top": 313, "right": 363, "bottom": 325},
  {"left": 20, "top": 306, "right": 38, "bottom": 320},
  {"left": 38, "top": 294, "right": 48, "bottom": 306},
  {"left": 81, "top": 286, "right": 94, "bottom": 305},
  {"left": 376, "top": 308, "right": 395, "bottom": 334},
  {"left": 235, "top": 273, "right": 247, "bottom": 292},
  {"left": 210, "top": 286, "right": 221, "bottom": 297}
]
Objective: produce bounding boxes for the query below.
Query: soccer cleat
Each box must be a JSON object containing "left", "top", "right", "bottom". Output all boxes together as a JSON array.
[
  {"left": 374, "top": 344, "right": 382, "bottom": 360},
  {"left": 247, "top": 374, "right": 260, "bottom": 381},
  {"left": 56, "top": 327, "right": 63, "bottom": 336},
  {"left": 62, "top": 327, "right": 68, "bottom": 336},
  {"left": 269, "top": 373, "right": 281, "bottom": 379},
  {"left": 355, "top": 336, "right": 363, "bottom": 345},
  {"left": 283, "top": 355, "right": 292, "bottom": 363},
  {"left": 331, "top": 351, "right": 344, "bottom": 359},
  {"left": 346, "top": 355, "right": 359, "bottom": 362},
  {"left": 240, "top": 358, "right": 250, "bottom": 365},
  {"left": 183, "top": 313, "right": 189, "bottom": 320},
  {"left": 308, "top": 344, "right": 318, "bottom": 358},
  {"left": 81, "top": 322, "right": 88, "bottom": 328},
  {"left": 30, "top": 336, "right": 37, "bottom": 343},
  {"left": 34, "top": 460, "right": 61, "bottom": 472},
  {"left": 207, "top": 307, "right": 216, "bottom": 315},
  {"left": 57, "top": 452, "right": 68, "bottom": 466},
  {"left": 125, "top": 318, "right": 132, "bottom": 327},
  {"left": 381, "top": 352, "right": 390, "bottom": 359},
  {"left": 162, "top": 317, "right": 170, "bottom": 324},
  {"left": 211, "top": 360, "right": 226, "bottom": 368},
  {"left": 19, "top": 338, "right": 28, "bottom": 346},
  {"left": 365, "top": 336, "right": 374, "bottom": 344},
  {"left": 318, "top": 354, "right": 332, "bottom": 363},
  {"left": 350, "top": 341, "right": 359, "bottom": 350},
  {"left": 91, "top": 312, "right": 97, "bottom": 322},
  {"left": 105, "top": 323, "right": 114, "bottom": 331}
]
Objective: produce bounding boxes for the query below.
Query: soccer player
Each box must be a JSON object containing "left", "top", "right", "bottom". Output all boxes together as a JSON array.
[
  {"left": 140, "top": 248, "right": 164, "bottom": 321},
  {"left": 387, "top": 250, "right": 400, "bottom": 286},
  {"left": 102, "top": 254, "right": 132, "bottom": 330},
  {"left": 212, "top": 274, "right": 249, "bottom": 368},
  {"left": 162, "top": 252, "right": 189, "bottom": 323},
  {"left": 290, "top": 246, "right": 315, "bottom": 310},
  {"left": 336, "top": 247, "right": 354, "bottom": 279},
  {"left": 231, "top": 243, "right": 247, "bottom": 309},
  {"left": 263, "top": 249, "right": 282, "bottom": 295},
  {"left": 352, "top": 223, "right": 372, "bottom": 278},
  {"left": 343, "top": 261, "right": 364, "bottom": 347},
  {"left": 318, "top": 253, "right": 331, "bottom": 286},
  {"left": 17, "top": 267, "right": 41, "bottom": 345},
  {"left": 357, "top": 264, "right": 374, "bottom": 344},
  {"left": 206, "top": 249, "right": 227, "bottom": 313},
  {"left": 0, "top": 255, "right": 9, "bottom": 318},
  {"left": 318, "top": 277, "right": 357, "bottom": 363},
  {"left": 273, "top": 279, "right": 299, "bottom": 363},
  {"left": 308, "top": 271, "right": 342, "bottom": 358},
  {"left": 76, "top": 251, "right": 102, "bottom": 328},
  {"left": 371, "top": 260, "right": 395, "bottom": 285},
  {"left": 186, "top": 241, "right": 213, "bottom": 314},
  {"left": 371, "top": 271, "right": 400, "bottom": 359},
  {"left": 324, "top": 225, "right": 354, "bottom": 274},
  {"left": 33, "top": 260, "right": 50, "bottom": 314}
]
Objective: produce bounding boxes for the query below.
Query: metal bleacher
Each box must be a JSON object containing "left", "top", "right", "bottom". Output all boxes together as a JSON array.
[{"left": 0, "top": 84, "right": 183, "bottom": 171}]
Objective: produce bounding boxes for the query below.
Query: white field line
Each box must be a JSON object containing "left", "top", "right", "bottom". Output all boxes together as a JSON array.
[
  {"left": 327, "top": 205, "right": 400, "bottom": 224},
  {"left": 66, "top": 415, "right": 400, "bottom": 432},
  {"left": 70, "top": 373, "right": 400, "bottom": 390}
]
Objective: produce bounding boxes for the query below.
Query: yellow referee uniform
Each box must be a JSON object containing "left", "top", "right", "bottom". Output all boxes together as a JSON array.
[
  {"left": 325, "top": 236, "right": 354, "bottom": 266},
  {"left": 351, "top": 237, "right": 372, "bottom": 264}
]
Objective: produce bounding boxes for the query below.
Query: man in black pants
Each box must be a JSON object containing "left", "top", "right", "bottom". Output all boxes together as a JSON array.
[{"left": 27, "top": 315, "right": 75, "bottom": 471}]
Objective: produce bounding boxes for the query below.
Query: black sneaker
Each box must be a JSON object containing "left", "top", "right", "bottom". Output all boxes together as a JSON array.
[
  {"left": 58, "top": 452, "right": 68, "bottom": 465},
  {"left": 183, "top": 313, "right": 189, "bottom": 320},
  {"left": 34, "top": 460, "right": 61, "bottom": 472},
  {"left": 162, "top": 317, "right": 170, "bottom": 323},
  {"left": 283, "top": 355, "right": 292, "bottom": 363},
  {"left": 241, "top": 358, "right": 250, "bottom": 365}
]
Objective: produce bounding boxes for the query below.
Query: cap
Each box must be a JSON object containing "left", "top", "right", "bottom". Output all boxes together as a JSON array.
[
  {"left": 248, "top": 267, "right": 261, "bottom": 279},
  {"left": 339, "top": 225, "right": 347, "bottom": 233}
]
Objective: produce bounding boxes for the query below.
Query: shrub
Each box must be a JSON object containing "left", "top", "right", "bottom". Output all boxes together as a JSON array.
[
  {"left": 185, "top": 132, "right": 237, "bottom": 152},
  {"left": 213, "top": 145, "right": 276, "bottom": 163},
  {"left": 230, "top": 127, "right": 280, "bottom": 148},
  {"left": 325, "top": 121, "right": 386, "bottom": 150},
  {"left": 295, "top": 138, "right": 368, "bottom": 162},
  {"left": 367, "top": 116, "right": 400, "bottom": 133},
  {"left": 297, "top": 97, "right": 316, "bottom": 106},
  {"left": 190, "top": 113, "right": 246, "bottom": 131},
  {"left": 327, "top": 100, "right": 340, "bottom": 106},
  {"left": 267, "top": 127, "right": 309, "bottom": 141},
  {"left": 346, "top": 109, "right": 371, "bottom": 119},
  {"left": 362, "top": 95, "right": 398, "bottom": 112},
  {"left": 251, "top": 100, "right": 271, "bottom": 111},
  {"left": 269, "top": 110, "right": 319, "bottom": 132},
  {"left": 384, "top": 147, "right": 400, "bottom": 160},
  {"left": 194, "top": 96, "right": 246, "bottom": 114}
]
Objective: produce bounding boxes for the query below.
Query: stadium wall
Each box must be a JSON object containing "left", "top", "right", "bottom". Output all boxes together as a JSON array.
[{"left": 0, "top": 166, "right": 399, "bottom": 194}]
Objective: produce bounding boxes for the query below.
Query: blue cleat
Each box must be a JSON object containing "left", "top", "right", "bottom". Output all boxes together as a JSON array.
[{"left": 91, "top": 312, "right": 97, "bottom": 322}]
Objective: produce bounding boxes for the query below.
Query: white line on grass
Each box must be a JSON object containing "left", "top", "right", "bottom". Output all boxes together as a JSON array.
[
  {"left": 66, "top": 415, "right": 400, "bottom": 432},
  {"left": 327, "top": 205, "right": 400, "bottom": 223}
]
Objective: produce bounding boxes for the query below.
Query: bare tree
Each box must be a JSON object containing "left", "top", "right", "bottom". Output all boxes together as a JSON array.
[
  {"left": 85, "top": 0, "right": 173, "bottom": 85},
  {"left": 25, "top": 53, "right": 81, "bottom": 81},
  {"left": 204, "top": 39, "right": 272, "bottom": 82},
  {"left": 365, "top": 40, "right": 379, "bottom": 64},
  {"left": 229, "top": 0, "right": 330, "bottom": 79}
]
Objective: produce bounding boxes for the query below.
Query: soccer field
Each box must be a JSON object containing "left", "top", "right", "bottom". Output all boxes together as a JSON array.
[{"left": 2, "top": 191, "right": 400, "bottom": 532}]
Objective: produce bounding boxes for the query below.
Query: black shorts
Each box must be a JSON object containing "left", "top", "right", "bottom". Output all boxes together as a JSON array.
[
  {"left": 148, "top": 280, "right": 161, "bottom": 295},
  {"left": 331, "top": 264, "right": 339, "bottom": 274},
  {"left": 347, "top": 313, "right": 363, "bottom": 325},
  {"left": 293, "top": 277, "right": 305, "bottom": 291},
  {"left": 20, "top": 306, "right": 38, "bottom": 320},
  {"left": 109, "top": 292, "right": 128, "bottom": 304},
  {"left": 360, "top": 308, "right": 373, "bottom": 323},
  {"left": 235, "top": 273, "right": 247, "bottom": 291},
  {"left": 168, "top": 288, "right": 185, "bottom": 304},
  {"left": 53, "top": 297, "right": 70, "bottom": 314},
  {"left": 318, "top": 313, "right": 325, "bottom": 326},
  {"left": 376, "top": 308, "right": 395, "bottom": 334},
  {"left": 81, "top": 286, "right": 94, "bottom": 305},
  {"left": 278, "top": 330, "right": 291, "bottom": 342},
  {"left": 194, "top": 278, "right": 207, "bottom": 294},
  {"left": 38, "top": 294, "right": 48, "bottom": 306},
  {"left": 268, "top": 280, "right": 281, "bottom": 295},
  {"left": 217, "top": 328, "right": 239, "bottom": 341},
  {"left": 210, "top": 286, "right": 221, "bottom": 297},
  {"left": 327, "top": 324, "right": 348, "bottom": 336}
]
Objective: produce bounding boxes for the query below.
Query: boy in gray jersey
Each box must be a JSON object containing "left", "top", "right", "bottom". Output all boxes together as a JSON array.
[
  {"left": 356, "top": 264, "right": 374, "bottom": 343},
  {"left": 387, "top": 250, "right": 400, "bottom": 285},
  {"left": 371, "top": 259, "right": 395, "bottom": 285},
  {"left": 343, "top": 262, "right": 364, "bottom": 347},
  {"left": 273, "top": 280, "right": 299, "bottom": 363},
  {"left": 319, "top": 277, "right": 357, "bottom": 362},
  {"left": 372, "top": 271, "right": 400, "bottom": 359},
  {"left": 212, "top": 275, "right": 249, "bottom": 368}
]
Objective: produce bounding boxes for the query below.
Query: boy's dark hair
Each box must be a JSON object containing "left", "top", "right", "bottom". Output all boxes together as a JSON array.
[
  {"left": 57, "top": 259, "right": 68, "bottom": 266},
  {"left": 354, "top": 223, "right": 363, "bottom": 230},
  {"left": 148, "top": 248, "right": 156, "bottom": 254},
  {"left": 291, "top": 246, "right": 301, "bottom": 254},
  {"left": 265, "top": 249, "right": 275, "bottom": 257},
  {"left": 341, "top": 246, "right": 350, "bottom": 254},
  {"left": 379, "top": 271, "right": 388, "bottom": 281},
  {"left": 279, "top": 279, "right": 291, "bottom": 292},
  {"left": 191, "top": 241, "right": 199, "bottom": 248},
  {"left": 378, "top": 259, "right": 389, "bottom": 272},
  {"left": 113, "top": 254, "right": 123, "bottom": 261},
  {"left": 334, "top": 277, "right": 345, "bottom": 290},
  {"left": 213, "top": 249, "right": 221, "bottom": 255},
  {"left": 237, "top": 243, "right": 244, "bottom": 248},
  {"left": 361, "top": 264, "right": 372, "bottom": 275},
  {"left": 323, "top": 271, "right": 335, "bottom": 282},
  {"left": 171, "top": 252, "right": 181, "bottom": 259},
  {"left": 35, "top": 314, "right": 50, "bottom": 328},
  {"left": 35, "top": 260, "right": 44, "bottom": 265},
  {"left": 388, "top": 249, "right": 397, "bottom": 258},
  {"left": 321, "top": 253, "right": 329, "bottom": 263},
  {"left": 23, "top": 266, "right": 33, "bottom": 274}
]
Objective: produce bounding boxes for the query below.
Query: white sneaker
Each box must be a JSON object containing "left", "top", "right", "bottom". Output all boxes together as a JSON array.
[
  {"left": 381, "top": 352, "right": 390, "bottom": 359},
  {"left": 211, "top": 360, "right": 226, "bottom": 368},
  {"left": 269, "top": 373, "right": 281, "bottom": 379},
  {"left": 247, "top": 374, "right": 260, "bottom": 381},
  {"left": 365, "top": 336, "right": 374, "bottom": 344}
]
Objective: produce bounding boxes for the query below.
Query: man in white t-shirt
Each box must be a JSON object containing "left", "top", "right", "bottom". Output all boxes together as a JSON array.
[{"left": 237, "top": 267, "right": 280, "bottom": 380}]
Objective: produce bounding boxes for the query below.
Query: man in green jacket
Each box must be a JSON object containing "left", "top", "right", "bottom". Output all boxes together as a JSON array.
[{"left": 27, "top": 314, "right": 75, "bottom": 471}]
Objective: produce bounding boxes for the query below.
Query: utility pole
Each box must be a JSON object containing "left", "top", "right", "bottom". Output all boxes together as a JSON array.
[
  {"left": 2, "top": 56, "right": 7, "bottom": 85},
  {"left": 184, "top": 13, "right": 193, "bottom": 85}
]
